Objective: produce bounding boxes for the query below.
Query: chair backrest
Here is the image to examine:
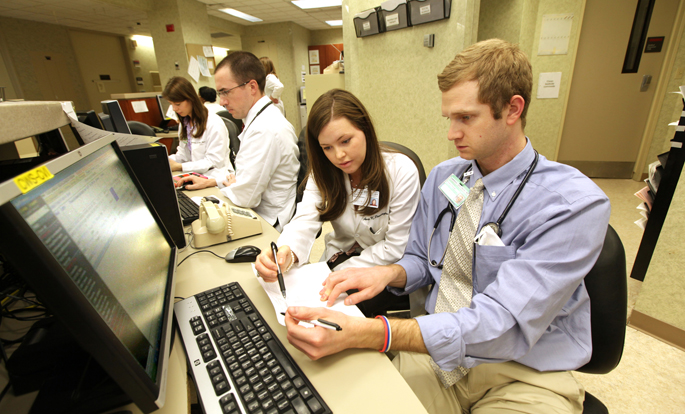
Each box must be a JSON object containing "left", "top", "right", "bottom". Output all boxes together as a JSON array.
[
  {"left": 218, "top": 117, "right": 240, "bottom": 167},
  {"left": 577, "top": 224, "right": 627, "bottom": 375},
  {"left": 127, "top": 120, "right": 156, "bottom": 137},
  {"left": 380, "top": 141, "right": 426, "bottom": 188},
  {"left": 295, "top": 127, "right": 309, "bottom": 204},
  {"left": 216, "top": 110, "right": 243, "bottom": 132}
]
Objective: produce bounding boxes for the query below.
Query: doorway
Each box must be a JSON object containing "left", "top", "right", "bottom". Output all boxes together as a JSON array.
[{"left": 557, "top": 0, "right": 680, "bottom": 178}]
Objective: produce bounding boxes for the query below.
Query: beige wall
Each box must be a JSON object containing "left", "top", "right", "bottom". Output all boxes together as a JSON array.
[
  {"left": 0, "top": 46, "right": 18, "bottom": 100},
  {"left": 242, "top": 22, "right": 311, "bottom": 131},
  {"left": 209, "top": 15, "right": 244, "bottom": 51},
  {"left": 343, "top": 0, "right": 480, "bottom": 174},
  {"left": 0, "top": 16, "right": 89, "bottom": 109},
  {"left": 311, "top": 29, "right": 343, "bottom": 45},
  {"left": 124, "top": 35, "right": 160, "bottom": 93},
  {"left": 69, "top": 30, "right": 134, "bottom": 111}
]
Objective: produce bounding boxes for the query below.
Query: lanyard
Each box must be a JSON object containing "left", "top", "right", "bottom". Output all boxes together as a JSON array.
[{"left": 242, "top": 101, "right": 272, "bottom": 135}]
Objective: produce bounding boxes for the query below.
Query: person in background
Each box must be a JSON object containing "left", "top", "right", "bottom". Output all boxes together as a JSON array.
[
  {"left": 254, "top": 89, "right": 421, "bottom": 317},
  {"left": 163, "top": 77, "right": 233, "bottom": 181},
  {"left": 198, "top": 86, "right": 225, "bottom": 114},
  {"left": 177, "top": 52, "right": 299, "bottom": 232},
  {"left": 260, "top": 56, "right": 285, "bottom": 116},
  {"left": 278, "top": 39, "right": 611, "bottom": 414}
]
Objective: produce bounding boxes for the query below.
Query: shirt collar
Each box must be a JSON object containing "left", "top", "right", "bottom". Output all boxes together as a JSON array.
[
  {"left": 472, "top": 139, "right": 536, "bottom": 201},
  {"left": 243, "top": 95, "right": 271, "bottom": 125}
]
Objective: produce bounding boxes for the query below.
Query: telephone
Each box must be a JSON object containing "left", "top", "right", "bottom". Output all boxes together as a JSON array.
[{"left": 191, "top": 198, "right": 263, "bottom": 248}]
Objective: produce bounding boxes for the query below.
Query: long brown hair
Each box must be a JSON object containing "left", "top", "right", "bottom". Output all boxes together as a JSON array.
[
  {"left": 259, "top": 56, "right": 277, "bottom": 77},
  {"left": 306, "top": 89, "right": 389, "bottom": 221},
  {"left": 162, "top": 76, "right": 208, "bottom": 139}
]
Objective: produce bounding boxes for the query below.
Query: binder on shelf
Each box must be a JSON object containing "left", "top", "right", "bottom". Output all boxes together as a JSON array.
[
  {"left": 354, "top": 7, "right": 384, "bottom": 38},
  {"left": 408, "top": 0, "right": 451, "bottom": 26},
  {"left": 380, "top": 0, "right": 411, "bottom": 32}
]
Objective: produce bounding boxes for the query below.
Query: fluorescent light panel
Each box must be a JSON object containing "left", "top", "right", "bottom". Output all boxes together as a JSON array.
[
  {"left": 292, "top": 0, "right": 342, "bottom": 10},
  {"left": 219, "top": 8, "right": 263, "bottom": 22},
  {"left": 326, "top": 20, "right": 343, "bottom": 26}
]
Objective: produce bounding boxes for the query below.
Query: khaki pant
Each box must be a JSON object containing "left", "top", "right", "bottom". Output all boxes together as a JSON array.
[{"left": 392, "top": 352, "right": 584, "bottom": 414}]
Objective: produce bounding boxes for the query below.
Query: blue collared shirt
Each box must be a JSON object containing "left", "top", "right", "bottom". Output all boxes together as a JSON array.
[{"left": 392, "top": 141, "right": 611, "bottom": 372}]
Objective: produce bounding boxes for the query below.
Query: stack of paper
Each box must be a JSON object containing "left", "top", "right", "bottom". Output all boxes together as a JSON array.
[{"left": 254, "top": 262, "right": 364, "bottom": 326}]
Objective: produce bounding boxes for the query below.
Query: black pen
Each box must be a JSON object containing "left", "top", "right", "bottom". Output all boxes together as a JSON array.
[
  {"left": 280, "top": 312, "right": 342, "bottom": 331},
  {"left": 271, "top": 242, "right": 286, "bottom": 299}
]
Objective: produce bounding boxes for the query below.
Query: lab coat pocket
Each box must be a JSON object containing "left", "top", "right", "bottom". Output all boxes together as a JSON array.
[
  {"left": 360, "top": 213, "right": 389, "bottom": 244},
  {"left": 473, "top": 244, "right": 516, "bottom": 292},
  {"left": 191, "top": 138, "right": 207, "bottom": 155}
]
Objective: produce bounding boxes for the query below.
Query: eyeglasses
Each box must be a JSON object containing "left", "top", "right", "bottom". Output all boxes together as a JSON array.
[{"left": 217, "top": 81, "right": 250, "bottom": 98}]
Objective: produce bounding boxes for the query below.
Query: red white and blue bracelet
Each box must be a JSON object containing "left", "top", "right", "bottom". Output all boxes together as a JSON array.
[{"left": 375, "top": 315, "right": 392, "bottom": 353}]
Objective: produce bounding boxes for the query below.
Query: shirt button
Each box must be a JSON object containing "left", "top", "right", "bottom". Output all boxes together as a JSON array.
[
  {"left": 354, "top": 234, "right": 360, "bottom": 237},
  {"left": 491, "top": 191, "right": 496, "bottom": 197}
]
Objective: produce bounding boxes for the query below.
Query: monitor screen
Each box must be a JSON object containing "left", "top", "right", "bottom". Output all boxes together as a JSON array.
[
  {"left": 0, "top": 136, "right": 176, "bottom": 413},
  {"left": 101, "top": 100, "right": 132, "bottom": 134}
]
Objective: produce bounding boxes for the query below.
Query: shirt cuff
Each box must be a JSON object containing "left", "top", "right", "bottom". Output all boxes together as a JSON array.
[
  {"left": 216, "top": 179, "right": 226, "bottom": 189},
  {"left": 416, "top": 313, "right": 466, "bottom": 371}
]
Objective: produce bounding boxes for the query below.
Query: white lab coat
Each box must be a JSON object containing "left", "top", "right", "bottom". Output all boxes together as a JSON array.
[
  {"left": 278, "top": 152, "right": 421, "bottom": 270},
  {"left": 169, "top": 112, "right": 234, "bottom": 180},
  {"left": 265, "top": 74, "right": 285, "bottom": 116},
  {"left": 218, "top": 96, "right": 299, "bottom": 230}
]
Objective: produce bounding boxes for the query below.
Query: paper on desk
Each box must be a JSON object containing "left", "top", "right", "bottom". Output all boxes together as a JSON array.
[{"left": 254, "top": 262, "right": 364, "bottom": 326}]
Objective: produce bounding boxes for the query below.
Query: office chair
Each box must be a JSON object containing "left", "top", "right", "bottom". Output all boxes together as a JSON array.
[
  {"left": 218, "top": 116, "right": 240, "bottom": 167},
  {"left": 216, "top": 110, "right": 243, "bottom": 132},
  {"left": 380, "top": 141, "right": 426, "bottom": 188},
  {"left": 126, "top": 121, "right": 156, "bottom": 137},
  {"left": 577, "top": 224, "right": 627, "bottom": 413}
]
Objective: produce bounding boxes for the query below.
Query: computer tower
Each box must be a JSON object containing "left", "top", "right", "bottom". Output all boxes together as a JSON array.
[{"left": 121, "top": 143, "right": 186, "bottom": 248}]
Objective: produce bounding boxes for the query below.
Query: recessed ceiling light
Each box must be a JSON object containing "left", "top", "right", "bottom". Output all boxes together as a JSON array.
[
  {"left": 326, "top": 20, "right": 343, "bottom": 26},
  {"left": 292, "top": 0, "right": 342, "bottom": 10},
  {"left": 219, "top": 8, "right": 263, "bottom": 23}
]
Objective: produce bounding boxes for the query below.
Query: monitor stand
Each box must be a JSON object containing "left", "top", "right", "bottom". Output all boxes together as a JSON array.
[{"left": 7, "top": 318, "right": 131, "bottom": 414}]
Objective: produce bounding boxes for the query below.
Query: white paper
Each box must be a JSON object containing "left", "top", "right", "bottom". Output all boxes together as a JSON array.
[
  {"left": 63, "top": 107, "right": 157, "bottom": 146},
  {"left": 254, "top": 262, "right": 364, "bottom": 326},
  {"left": 131, "top": 100, "right": 149, "bottom": 113},
  {"left": 308, "top": 50, "right": 319, "bottom": 64},
  {"left": 197, "top": 56, "right": 211, "bottom": 77},
  {"left": 188, "top": 56, "right": 200, "bottom": 82},
  {"left": 538, "top": 14, "right": 573, "bottom": 55},
  {"left": 203, "top": 46, "right": 214, "bottom": 57},
  {"left": 537, "top": 72, "right": 562, "bottom": 99},
  {"left": 208, "top": 60, "right": 214, "bottom": 69},
  {"left": 61, "top": 101, "right": 78, "bottom": 121},
  {"left": 635, "top": 217, "right": 647, "bottom": 230}
]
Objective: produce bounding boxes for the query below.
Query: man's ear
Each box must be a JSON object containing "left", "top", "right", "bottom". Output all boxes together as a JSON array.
[{"left": 505, "top": 95, "right": 525, "bottom": 125}]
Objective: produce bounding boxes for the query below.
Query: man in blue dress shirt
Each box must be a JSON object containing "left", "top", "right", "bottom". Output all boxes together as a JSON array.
[{"left": 282, "top": 39, "right": 611, "bottom": 414}]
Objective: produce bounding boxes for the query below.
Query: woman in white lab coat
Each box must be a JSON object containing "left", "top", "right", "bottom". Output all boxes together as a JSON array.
[
  {"left": 260, "top": 56, "right": 285, "bottom": 116},
  {"left": 255, "top": 89, "right": 421, "bottom": 317},
  {"left": 164, "top": 77, "right": 232, "bottom": 181}
]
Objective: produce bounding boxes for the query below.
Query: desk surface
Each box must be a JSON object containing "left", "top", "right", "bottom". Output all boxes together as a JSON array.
[
  {"left": 0, "top": 187, "right": 426, "bottom": 414},
  {"left": 128, "top": 188, "right": 426, "bottom": 414}
]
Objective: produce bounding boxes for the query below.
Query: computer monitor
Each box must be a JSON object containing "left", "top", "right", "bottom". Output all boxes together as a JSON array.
[
  {"left": 99, "top": 112, "right": 115, "bottom": 132},
  {"left": 101, "top": 100, "right": 132, "bottom": 134},
  {"left": 0, "top": 136, "right": 177, "bottom": 413},
  {"left": 156, "top": 95, "right": 174, "bottom": 129},
  {"left": 82, "top": 110, "right": 104, "bottom": 130}
]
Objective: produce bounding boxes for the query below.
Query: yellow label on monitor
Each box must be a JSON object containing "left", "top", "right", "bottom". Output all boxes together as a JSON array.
[{"left": 14, "top": 166, "right": 54, "bottom": 194}]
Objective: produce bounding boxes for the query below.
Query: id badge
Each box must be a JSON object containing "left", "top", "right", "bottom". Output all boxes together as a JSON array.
[
  {"left": 353, "top": 188, "right": 380, "bottom": 208},
  {"left": 439, "top": 174, "right": 470, "bottom": 209}
]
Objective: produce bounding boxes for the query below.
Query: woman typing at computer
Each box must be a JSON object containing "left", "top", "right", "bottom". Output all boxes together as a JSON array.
[
  {"left": 254, "top": 89, "right": 421, "bottom": 317},
  {"left": 164, "top": 77, "right": 233, "bottom": 183}
]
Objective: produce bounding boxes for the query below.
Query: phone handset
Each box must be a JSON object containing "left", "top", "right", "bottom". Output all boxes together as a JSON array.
[
  {"left": 199, "top": 199, "right": 233, "bottom": 238},
  {"left": 191, "top": 197, "right": 263, "bottom": 248}
]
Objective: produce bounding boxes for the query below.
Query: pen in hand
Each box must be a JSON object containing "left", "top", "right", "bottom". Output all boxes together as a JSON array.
[
  {"left": 271, "top": 242, "right": 286, "bottom": 299},
  {"left": 280, "top": 312, "right": 342, "bottom": 331}
]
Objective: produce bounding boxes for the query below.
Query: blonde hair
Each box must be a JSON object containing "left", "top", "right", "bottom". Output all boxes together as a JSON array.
[{"left": 438, "top": 39, "right": 532, "bottom": 128}]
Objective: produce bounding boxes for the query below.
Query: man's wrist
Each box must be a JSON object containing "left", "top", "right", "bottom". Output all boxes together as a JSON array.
[{"left": 386, "top": 264, "right": 408, "bottom": 288}]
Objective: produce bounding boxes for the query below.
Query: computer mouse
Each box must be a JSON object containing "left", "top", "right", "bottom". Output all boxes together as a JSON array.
[{"left": 225, "top": 245, "right": 261, "bottom": 263}]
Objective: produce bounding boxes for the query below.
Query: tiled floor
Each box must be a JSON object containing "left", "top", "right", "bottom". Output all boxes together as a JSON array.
[{"left": 310, "top": 179, "right": 685, "bottom": 412}]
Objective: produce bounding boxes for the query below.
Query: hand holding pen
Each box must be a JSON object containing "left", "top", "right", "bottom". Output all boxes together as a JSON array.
[{"left": 271, "top": 242, "right": 287, "bottom": 299}]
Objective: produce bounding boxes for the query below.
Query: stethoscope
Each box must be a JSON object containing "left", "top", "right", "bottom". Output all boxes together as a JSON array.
[{"left": 428, "top": 150, "right": 539, "bottom": 268}]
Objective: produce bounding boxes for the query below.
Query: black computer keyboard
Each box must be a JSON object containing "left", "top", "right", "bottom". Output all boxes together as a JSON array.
[
  {"left": 174, "top": 282, "right": 332, "bottom": 414},
  {"left": 176, "top": 190, "right": 199, "bottom": 225}
]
